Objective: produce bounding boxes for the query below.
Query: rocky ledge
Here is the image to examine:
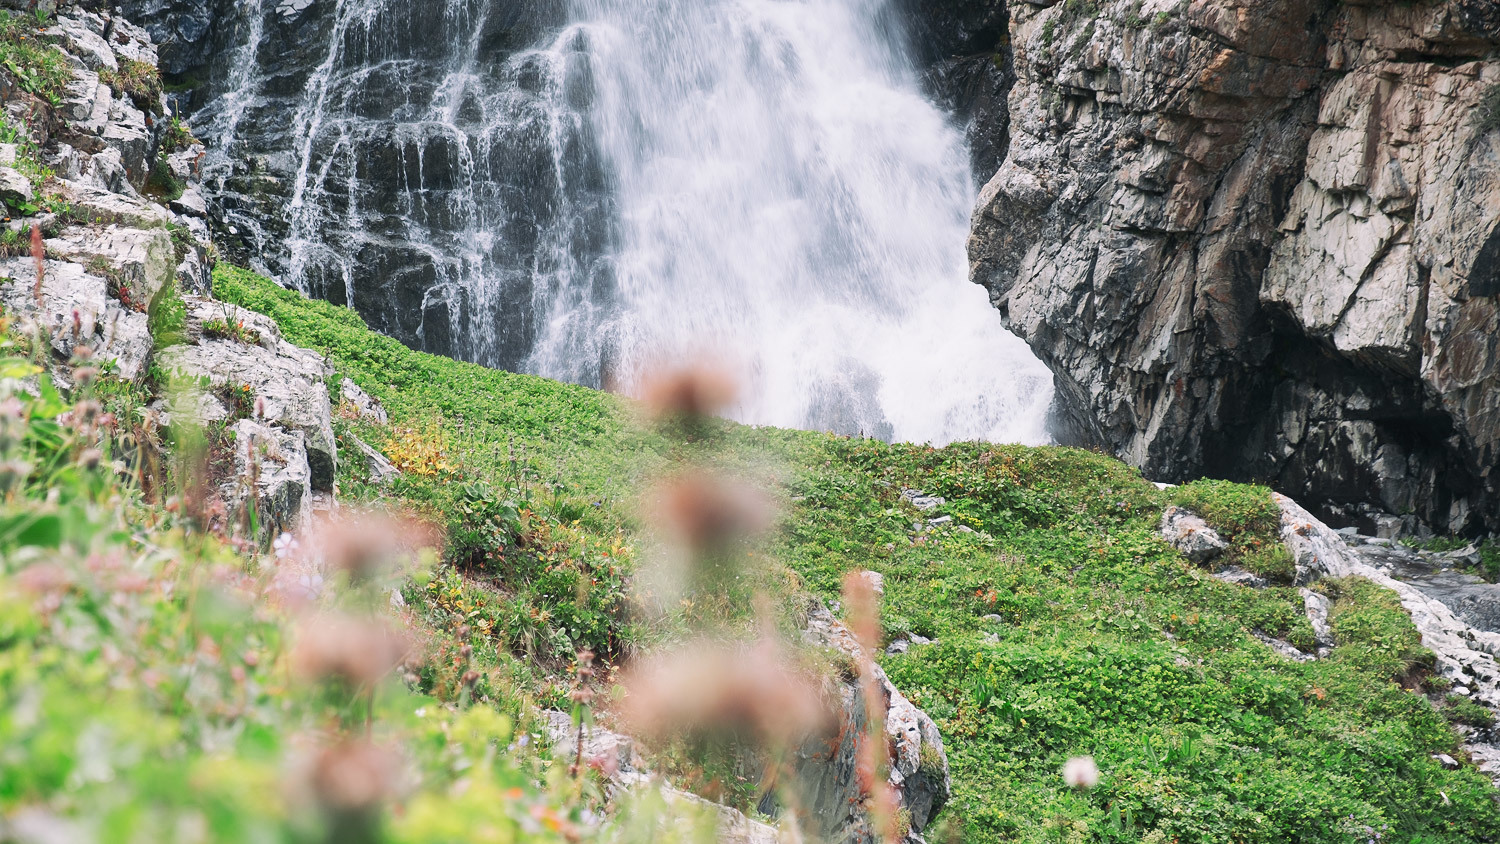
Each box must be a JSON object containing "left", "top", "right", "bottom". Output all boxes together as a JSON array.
[{"left": 971, "top": 0, "right": 1500, "bottom": 535}]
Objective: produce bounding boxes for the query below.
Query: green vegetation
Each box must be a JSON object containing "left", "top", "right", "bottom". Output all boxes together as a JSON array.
[
  {"left": 1445, "top": 695, "right": 1497, "bottom": 730},
  {"left": 1171, "top": 478, "right": 1295, "bottom": 582},
  {"left": 3, "top": 263, "right": 1495, "bottom": 843},
  {"left": 99, "top": 58, "right": 164, "bottom": 115},
  {"left": 0, "top": 10, "right": 71, "bottom": 106},
  {"left": 772, "top": 440, "right": 1498, "bottom": 842}
]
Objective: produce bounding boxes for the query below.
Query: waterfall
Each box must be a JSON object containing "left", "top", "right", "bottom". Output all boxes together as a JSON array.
[{"left": 194, "top": 0, "right": 1053, "bottom": 445}]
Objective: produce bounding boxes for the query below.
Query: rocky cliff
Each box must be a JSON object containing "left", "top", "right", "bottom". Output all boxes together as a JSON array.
[{"left": 970, "top": 0, "right": 1500, "bottom": 535}]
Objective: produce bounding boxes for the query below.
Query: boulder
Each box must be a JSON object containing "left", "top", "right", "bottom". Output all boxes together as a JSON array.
[
  {"left": 157, "top": 298, "right": 337, "bottom": 489},
  {"left": 223, "top": 418, "right": 312, "bottom": 538},
  {"left": 1160, "top": 506, "right": 1228, "bottom": 564},
  {"left": 0, "top": 167, "right": 33, "bottom": 207}
]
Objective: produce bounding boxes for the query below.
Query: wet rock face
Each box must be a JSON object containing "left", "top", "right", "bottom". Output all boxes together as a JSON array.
[
  {"left": 127, "top": 0, "right": 597, "bottom": 374},
  {"left": 888, "top": 0, "right": 1013, "bottom": 177},
  {"left": 971, "top": 0, "right": 1500, "bottom": 534}
]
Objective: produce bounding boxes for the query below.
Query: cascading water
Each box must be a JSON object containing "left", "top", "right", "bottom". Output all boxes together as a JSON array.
[{"left": 192, "top": 0, "right": 1053, "bottom": 445}]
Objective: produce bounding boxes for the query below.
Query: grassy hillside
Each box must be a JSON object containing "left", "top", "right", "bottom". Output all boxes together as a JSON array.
[{"left": 1, "top": 264, "right": 1494, "bottom": 843}]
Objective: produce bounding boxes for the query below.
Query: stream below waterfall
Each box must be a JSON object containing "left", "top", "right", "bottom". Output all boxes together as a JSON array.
[{"left": 191, "top": 0, "right": 1053, "bottom": 445}]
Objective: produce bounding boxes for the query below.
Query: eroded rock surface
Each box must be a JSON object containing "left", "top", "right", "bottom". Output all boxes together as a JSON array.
[
  {"left": 158, "top": 298, "right": 337, "bottom": 489},
  {"left": 971, "top": 0, "right": 1500, "bottom": 533}
]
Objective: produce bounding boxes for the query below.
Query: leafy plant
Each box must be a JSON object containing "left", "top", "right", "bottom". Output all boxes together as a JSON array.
[
  {"left": 1171, "top": 478, "right": 1294, "bottom": 581},
  {"left": 201, "top": 315, "right": 262, "bottom": 346},
  {"left": 98, "top": 58, "right": 164, "bottom": 115},
  {"left": 0, "top": 11, "right": 71, "bottom": 105}
]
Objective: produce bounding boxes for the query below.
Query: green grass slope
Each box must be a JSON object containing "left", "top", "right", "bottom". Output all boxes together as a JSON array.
[{"left": 4, "top": 264, "right": 1491, "bottom": 843}]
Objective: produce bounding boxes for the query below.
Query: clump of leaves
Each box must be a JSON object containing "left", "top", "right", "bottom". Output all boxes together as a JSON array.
[
  {"left": 163, "top": 115, "right": 198, "bottom": 152},
  {"left": 213, "top": 381, "right": 256, "bottom": 420},
  {"left": 144, "top": 152, "right": 186, "bottom": 202},
  {"left": 202, "top": 316, "right": 261, "bottom": 346},
  {"left": 0, "top": 10, "right": 72, "bottom": 105},
  {"left": 1172, "top": 478, "right": 1293, "bottom": 581},
  {"left": 383, "top": 424, "right": 452, "bottom": 477},
  {"left": 1445, "top": 694, "right": 1497, "bottom": 729},
  {"left": 1320, "top": 576, "right": 1433, "bottom": 680},
  {"left": 147, "top": 280, "right": 187, "bottom": 351},
  {"left": 99, "top": 58, "right": 164, "bottom": 115}
]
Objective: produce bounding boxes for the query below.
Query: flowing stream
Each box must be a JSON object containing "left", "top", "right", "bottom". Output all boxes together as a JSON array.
[{"left": 195, "top": 0, "right": 1053, "bottom": 444}]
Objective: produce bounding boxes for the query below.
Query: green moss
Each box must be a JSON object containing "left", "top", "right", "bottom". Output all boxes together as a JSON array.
[{"left": 1445, "top": 695, "right": 1497, "bottom": 729}]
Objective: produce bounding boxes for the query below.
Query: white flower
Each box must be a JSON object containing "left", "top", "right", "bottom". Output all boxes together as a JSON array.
[
  {"left": 1062, "top": 756, "right": 1100, "bottom": 789},
  {"left": 294, "top": 572, "right": 324, "bottom": 600},
  {"left": 273, "top": 532, "right": 299, "bottom": 559}
]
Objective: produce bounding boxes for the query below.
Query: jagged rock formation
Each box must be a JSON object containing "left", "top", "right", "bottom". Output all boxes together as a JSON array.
[{"left": 970, "top": 0, "right": 1500, "bottom": 535}]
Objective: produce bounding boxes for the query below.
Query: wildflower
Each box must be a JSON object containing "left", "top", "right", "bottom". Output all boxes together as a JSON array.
[
  {"left": 1062, "top": 756, "right": 1100, "bottom": 789},
  {"left": 15, "top": 563, "right": 72, "bottom": 597},
  {"left": 653, "top": 472, "right": 772, "bottom": 557},
  {"left": 273, "top": 532, "right": 298, "bottom": 559},
  {"left": 619, "top": 638, "right": 831, "bottom": 747},
  {"left": 640, "top": 364, "right": 737, "bottom": 420},
  {"left": 72, "top": 366, "right": 98, "bottom": 386},
  {"left": 78, "top": 448, "right": 102, "bottom": 470},
  {"left": 290, "top": 613, "right": 409, "bottom": 688},
  {"left": 307, "top": 739, "right": 398, "bottom": 813}
]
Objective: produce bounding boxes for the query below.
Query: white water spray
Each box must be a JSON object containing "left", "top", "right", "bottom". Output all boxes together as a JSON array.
[{"left": 533, "top": 0, "right": 1052, "bottom": 444}]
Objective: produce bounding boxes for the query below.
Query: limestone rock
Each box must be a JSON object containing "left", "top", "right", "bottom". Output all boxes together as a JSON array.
[
  {"left": 50, "top": 16, "right": 118, "bottom": 73},
  {"left": 1276, "top": 493, "right": 1500, "bottom": 710},
  {"left": 0, "top": 258, "right": 151, "bottom": 382},
  {"left": 794, "top": 603, "right": 951, "bottom": 843},
  {"left": 969, "top": 0, "right": 1500, "bottom": 533},
  {"left": 1160, "top": 506, "right": 1228, "bottom": 564},
  {"left": 157, "top": 298, "right": 337, "bottom": 489},
  {"left": 1299, "top": 587, "right": 1335, "bottom": 657},
  {"left": 339, "top": 377, "right": 387, "bottom": 425},
  {"left": 44, "top": 224, "right": 177, "bottom": 306},
  {"left": 538, "top": 711, "right": 781, "bottom": 843},
  {"left": 223, "top": 419, "right": 312, "bottom": 538},
  {"left": 0, "top": 167, "right": 32, "bottom": 207},
  {"left": 350, "top": 434, "right": 399, "bottom": 485},
  {"left": 170, "top": 188, "right": 207, "bottom": 218},
  {"left": 54, "top": 179, "right": 170, "bottom": 228}
]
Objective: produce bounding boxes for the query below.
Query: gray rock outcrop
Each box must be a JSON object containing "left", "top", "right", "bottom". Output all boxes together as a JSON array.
[
  {"left": 784, "top": 603, "right": 951, "bottom": 844},
  {"left": 970, "top": 0, "right": 1500, "bottom": 534},
  {"left": 538, "top": 710, "right": 781, "bottom": 843},
  {"left": 0, "top": 258, "right": 152, "bottom": 382},
  {"left": 224, "top": 418, "right": 313, "bottom": 538},
  {"left": 158, "top": 298, "right": 337, "bottom": 489},
  {"left": 1160, "top": 506, "right": 1228, "bottom": 564}
]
